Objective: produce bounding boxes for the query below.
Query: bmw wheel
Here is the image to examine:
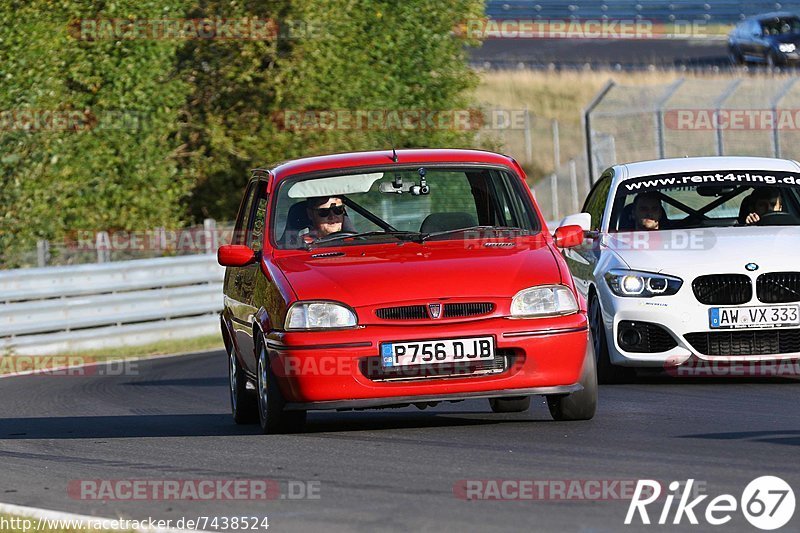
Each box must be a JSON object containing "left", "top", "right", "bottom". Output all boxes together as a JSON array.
[
  {"left": 589, "top": 294, "right": 634, "bottom": 384},
  {"left": 257, "top": 340, "right": 306, "bottom": 434},
  {"left": 229, "top": 344, "right": 258, "bottom": 424},
  {"left": 767, "top": 51, "right": 781, "bottom": 70},
  {"left": 728, "top": 46, "right": 743, "bottom": 66}
]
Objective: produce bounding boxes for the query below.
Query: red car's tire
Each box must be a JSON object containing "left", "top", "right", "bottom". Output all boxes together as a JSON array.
[
  {"left": 546, "top": 332, "right": 598, "bottom": 421},
  {"left": 228, "top": 344, "right": 258, "bottom": 424},
  {"left": 256, "top": 340, "right": 306, "bottom": 434},
  {"left": 489, "top": 396, "right": 531, "bottom": 413}
]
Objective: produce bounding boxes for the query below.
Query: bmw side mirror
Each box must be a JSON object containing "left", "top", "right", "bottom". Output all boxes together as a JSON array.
[{"left": 557, "top": 212, "right": 591, "bottom": 232}]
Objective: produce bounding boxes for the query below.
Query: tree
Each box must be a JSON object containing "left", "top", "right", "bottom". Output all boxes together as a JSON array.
[{"left": 0, "top": 0, "right": 190, "bottom": 266}]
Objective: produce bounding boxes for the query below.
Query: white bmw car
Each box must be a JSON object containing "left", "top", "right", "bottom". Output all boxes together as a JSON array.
[{"left": 556, "top": 156, "right": 800, "bottom": 382}]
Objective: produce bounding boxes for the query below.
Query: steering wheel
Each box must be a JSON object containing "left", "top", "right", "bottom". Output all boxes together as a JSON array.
[
  {"left": 756, "top": 211, "right": 798, "bottom": 226},
  {"left": 318, "top": 230, "right": 359, "bottom": 240}
]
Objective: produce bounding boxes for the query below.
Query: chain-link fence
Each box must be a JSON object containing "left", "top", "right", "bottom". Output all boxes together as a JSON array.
[
  {"left": 535, "top": 154, "right": 593, "bottom": 224},
  {"left": 10, "top": 220, "right": 235, "bottom": 269},
  {"left": 475, "top": 108, "right": 592, "bottom": 223},
  {"left": 586, "top": 76, "right": 800, "bottom": 182}
]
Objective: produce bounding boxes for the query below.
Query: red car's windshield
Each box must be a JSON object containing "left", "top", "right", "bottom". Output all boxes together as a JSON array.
[{"left": 272, "top": 166, "right": 541, "bottom": 249}]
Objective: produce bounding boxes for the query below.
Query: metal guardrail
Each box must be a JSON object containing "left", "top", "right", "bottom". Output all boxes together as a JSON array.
[{"left": 0, "top": 255, "right": 223, "bottom": 355}]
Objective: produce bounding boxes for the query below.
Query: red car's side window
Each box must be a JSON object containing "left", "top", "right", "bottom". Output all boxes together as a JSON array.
[{"left": 232, "top": 182, "right": 257, "bottom": 246}]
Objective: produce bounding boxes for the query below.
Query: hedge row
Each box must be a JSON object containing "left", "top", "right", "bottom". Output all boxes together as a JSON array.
[{"left": 0, "top": 0, "right": 484, "bottom": 266}]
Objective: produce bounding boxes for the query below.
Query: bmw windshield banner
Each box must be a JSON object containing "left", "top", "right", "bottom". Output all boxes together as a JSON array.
[{"left": 620, "top": 171, "right": 800, "bottom": 194}]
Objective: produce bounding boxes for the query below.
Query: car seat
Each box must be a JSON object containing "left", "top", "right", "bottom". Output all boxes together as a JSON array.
[
  {"left": 419, "top": 212, "right": 477, "bottom": 233},
  {"left": 737, "top": 194, "right": 754, "bottom": 224}
]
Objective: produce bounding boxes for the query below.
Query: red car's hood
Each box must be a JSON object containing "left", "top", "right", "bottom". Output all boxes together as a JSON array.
[{"left": 274, "top": 240, "right": 562, "bottom": 308}]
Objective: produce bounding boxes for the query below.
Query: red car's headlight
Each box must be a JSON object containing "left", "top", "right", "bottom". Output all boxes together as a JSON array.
[
  {"left": 285, "top": 301, "right": 358, "bottom": 330},
  {"left": 510, "top": 285, "right": 578, "bottom": 318}
]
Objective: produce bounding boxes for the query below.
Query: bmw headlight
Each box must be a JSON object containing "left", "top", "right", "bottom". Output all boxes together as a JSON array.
[
  {"left": 779, "top": 43, "right": 797, "bottom": 53},
  {"left": 604, "top": 269, "right": 682, "bottom": 297},
  {"left": 285, "top": 301, "right": 358, "bottom": 330},
  {"left": 510, "top": 285, "right": 578, "bottom": 318}
]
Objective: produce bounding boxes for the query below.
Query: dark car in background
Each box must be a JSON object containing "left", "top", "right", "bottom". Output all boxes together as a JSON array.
[{"left": 728, "top": 12, "right": 800, "bottom": 67}]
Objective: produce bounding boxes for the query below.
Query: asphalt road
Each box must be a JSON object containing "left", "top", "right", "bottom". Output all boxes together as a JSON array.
[
  {"left": 1, "top": 351, "right": 799, "bottom": 532},
  {"left": 470, "top": 38, "right": 733, "bottom": 70}
]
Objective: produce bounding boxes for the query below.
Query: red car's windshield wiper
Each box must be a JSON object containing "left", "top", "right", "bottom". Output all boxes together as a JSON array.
[
  {"left": 421, "top": 225, "right": 529, "bottom": 242},
  {"left": 307, "top": 230, "right": 424, "bottom": 249}
]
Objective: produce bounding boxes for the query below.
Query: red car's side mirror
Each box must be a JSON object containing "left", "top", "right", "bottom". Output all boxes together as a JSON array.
[
  {"left": 218, "top": 245, "right": 257, "bottom": 267},
  {"left": 553, "top": 225, "right": 585, "bottom": 249}
]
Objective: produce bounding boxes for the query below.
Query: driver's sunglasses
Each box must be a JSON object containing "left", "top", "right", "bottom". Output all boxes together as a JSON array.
[{"left": 315, "top": 205, "right": 346, "bottom": 217}]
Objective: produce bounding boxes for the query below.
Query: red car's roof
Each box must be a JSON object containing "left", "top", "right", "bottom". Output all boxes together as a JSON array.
[{"left": 264, "top": 149, "right": 520, "bottom": 181}]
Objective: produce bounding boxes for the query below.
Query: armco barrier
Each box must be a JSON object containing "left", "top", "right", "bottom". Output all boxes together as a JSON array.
[{"left": 0, "top": 255, "right": 224, "bottom": 356}]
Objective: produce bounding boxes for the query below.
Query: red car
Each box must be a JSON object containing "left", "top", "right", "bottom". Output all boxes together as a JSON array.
[{"left": 218, "top": 149, "right": 595, "bottom": 433}]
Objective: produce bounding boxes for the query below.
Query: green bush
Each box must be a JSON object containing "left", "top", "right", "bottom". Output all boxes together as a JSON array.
[{"left": 0, "top": 0, "right": 189, "bottom": 267}]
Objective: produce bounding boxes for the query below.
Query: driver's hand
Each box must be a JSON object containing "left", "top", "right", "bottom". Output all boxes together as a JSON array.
[{"left": 745, "top": 213, "right": 760, "bottom": 224}]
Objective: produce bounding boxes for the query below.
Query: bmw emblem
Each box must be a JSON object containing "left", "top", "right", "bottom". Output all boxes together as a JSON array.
[{"left": 745, "top": 263, "right": 759, "bottom": 272}]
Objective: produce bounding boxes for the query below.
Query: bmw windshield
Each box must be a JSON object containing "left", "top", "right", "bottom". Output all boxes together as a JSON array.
[{"left": 609, "top": 171, "right": 800, "bottom": 231}]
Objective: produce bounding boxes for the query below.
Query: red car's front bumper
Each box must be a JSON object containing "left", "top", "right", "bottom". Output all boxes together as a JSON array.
[{"left": 264, "top": 313, "right": 589, "bottom": 410}]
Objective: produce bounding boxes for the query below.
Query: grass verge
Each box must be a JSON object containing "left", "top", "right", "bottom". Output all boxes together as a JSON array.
[{"left": 474, "top": 69, "right": 789, "bottom": 180}]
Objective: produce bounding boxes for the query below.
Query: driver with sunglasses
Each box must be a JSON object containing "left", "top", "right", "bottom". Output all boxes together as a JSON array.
[{"left": 303, "top": 196, "right": 348, "bottom": 243}]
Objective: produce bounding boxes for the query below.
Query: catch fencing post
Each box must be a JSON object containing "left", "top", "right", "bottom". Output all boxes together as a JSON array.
[
  {"left": 771, "top": 78, "right": 799, "bottom": 158},
  {"left": 654, "top": 79, "right": 685, "bottom": 159},
  {"left": 524, "top": 107, "right": 533, "bottom": 164},
  {"left": 36, "top": 240, "right": 49, "bottom": 268},
  {"left": 95, "top": 232, "right": 111, "bottom": 263},
  {"left": 583, "top": 80, "right": 616, "bottom": 185},
  {"left": 569, "top": 159, "right": 579, "bottom": 214},
  {"left": 713, "top": 79, "right": 742, "bottom": 156},
  {"left": 552, "top": 119, "right": 560, "bottom": 169},
  {"left": 550, "top": 173, "right": 559, "bottom": 222},
  {"left": 204, "top": 218, "right": 218, "bottom": 255}
]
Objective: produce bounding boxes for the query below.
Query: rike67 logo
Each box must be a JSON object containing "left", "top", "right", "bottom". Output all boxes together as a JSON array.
[{"left": 626, "top": 477, "right": 795, "bottom": 530}]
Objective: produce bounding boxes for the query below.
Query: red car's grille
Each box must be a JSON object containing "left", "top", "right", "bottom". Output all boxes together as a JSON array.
[
  {"left": 361, "top": 350, "right": 515, "bottom": 382},
  {"left": 375, "top": 305, "right": 427, "bottom": 320},
  {"left": 443, "top": 302, "right": 494, "bottom": 318},
  {"left": 375, "top": 303, "right": 495, "bottom": 320}
]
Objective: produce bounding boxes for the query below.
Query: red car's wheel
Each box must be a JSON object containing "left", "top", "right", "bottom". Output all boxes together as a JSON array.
[
  {"left": 257, "top": 341, "right": 306, "bottom": 434},
  {"left": 228, "top": 344, "right": 258, "bottom": 424},
  {"left": 488, "top": 396, "right": 531, "bottom": 413},
  {"left": 546, "top": 332, "right": 598, "bottom": 421}
]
